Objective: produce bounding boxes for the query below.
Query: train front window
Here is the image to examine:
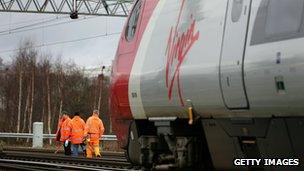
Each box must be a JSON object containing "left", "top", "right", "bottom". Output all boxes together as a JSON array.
[
  {"left": 251, "top": 0, "right": 304, "bottom": 45},
  {"left": 125, "top": 0, "right": 142, "bottom": 41},
  {"left": 265, "top": 0, "right": 303, "bottom": 36}
]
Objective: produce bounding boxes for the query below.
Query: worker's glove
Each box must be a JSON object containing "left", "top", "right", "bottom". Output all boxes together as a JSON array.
[
  {"left": 82, "top": 138, "right": 90, "bottom": 145},
  {"left": 82, "top": 138, "right": 86, "bottom": 145},
  {"left": 64, "top": 140, "right": 69, "bottom": 147}
]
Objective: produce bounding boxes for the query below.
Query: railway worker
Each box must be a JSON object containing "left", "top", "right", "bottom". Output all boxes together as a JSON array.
[
  {"left": 84, "top": 109, "right": 105, "bottom": 158},
  {"left": 60, "top": 112, "right": 72, "bottom": 155},
  {"left": 68, "top": 111, "right": 86, "bottom": 157},
  {"left": 55, "top": 112, "right": 65, "bottom": 142},
  {"left": 55, "top": 111, "right": 71, "bottom": 155}
]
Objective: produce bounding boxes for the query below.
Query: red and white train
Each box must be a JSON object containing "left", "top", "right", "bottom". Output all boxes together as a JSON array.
[{"left": 110, "top": 0, "right": 304, "bottom": 170}]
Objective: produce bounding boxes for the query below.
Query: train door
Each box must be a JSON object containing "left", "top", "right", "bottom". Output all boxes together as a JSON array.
[{"left": 220, "top": 0, "right": 250, "bottom": 109}]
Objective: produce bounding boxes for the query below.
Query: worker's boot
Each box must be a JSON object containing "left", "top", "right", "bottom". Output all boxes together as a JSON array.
[
  {"left": 94, "top": 146, "right": 101, "bottom": 157},
  {"left": 83, "top": 149, "right": 86, "bottom": 157},
  {"left": 0, "top": 143, "right": 3, "bottom": 154}
]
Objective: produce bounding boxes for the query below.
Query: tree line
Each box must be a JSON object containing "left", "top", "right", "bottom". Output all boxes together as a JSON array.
[{"left": 0, "top": 40, "right": 111, "bottom": 136}]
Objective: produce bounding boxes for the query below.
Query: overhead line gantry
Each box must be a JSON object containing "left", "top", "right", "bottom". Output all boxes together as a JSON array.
[{"left": 0, "top": 0, "right": 133, "bottom": 18}]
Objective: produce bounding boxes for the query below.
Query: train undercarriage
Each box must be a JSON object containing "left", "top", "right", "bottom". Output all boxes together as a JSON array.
[{"left": 125, "top": 116, "right": 304, "bottom": 171}]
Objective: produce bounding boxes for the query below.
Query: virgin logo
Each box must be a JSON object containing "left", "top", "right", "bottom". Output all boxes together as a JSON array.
[{"left": 165, "top": 0, "right": 200, "bottom": 106}]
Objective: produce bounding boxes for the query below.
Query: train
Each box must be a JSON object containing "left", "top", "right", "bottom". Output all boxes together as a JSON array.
[{"left": 109, "top": 0, "right": 304, "bottom": 170}]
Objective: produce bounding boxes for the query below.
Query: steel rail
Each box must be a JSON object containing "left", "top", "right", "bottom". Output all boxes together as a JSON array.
[
  {"left": 0, "top": 158, "right": 137, "bottom": 171},
  {"left": 2, "top": 150, "right": 128, "bottom": 162},
  {"left": 0, "top": 132, "right": 117, "bottom": 141},
  {"left": 1, "top": 150, "right": 130, "bottom": 166},
  {"left": 3, "top": 146, "right": 125, "bottom": 157},
  {"left": 0, "top": 150, "right": 140, "bottom": 170}
]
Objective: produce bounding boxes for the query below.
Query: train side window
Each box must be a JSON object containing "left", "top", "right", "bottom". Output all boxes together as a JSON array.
[
  {"left": 125, "top": 0, "right": 142, "bottom": 42},
  {"left": 251, "top": 0, "right": 304, "bottom": 45},
  {"left": 231, "top": 0, "right": 244, "bottom": 22}
]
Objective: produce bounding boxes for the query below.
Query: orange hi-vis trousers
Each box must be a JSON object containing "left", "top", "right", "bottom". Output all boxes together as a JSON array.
[{"left": 86, "top": 134, "right": 101, "bottom": 158}]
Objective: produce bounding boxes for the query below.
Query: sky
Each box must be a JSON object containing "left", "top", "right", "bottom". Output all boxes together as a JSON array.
[{"left": 0, "top": 12, "right": 127, "bottom": 68}]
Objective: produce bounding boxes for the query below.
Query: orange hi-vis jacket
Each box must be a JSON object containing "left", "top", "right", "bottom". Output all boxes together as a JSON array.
[
  {"left": 68, "top": 116, "right": 86, "bottom": 144},
  {"left": 60, "top": 117, "right": 71, "bottom": 142},
  {"left": 55, "top": 117, "right": 65, "bottom": 142},
  {"left": 85, "top": 114, "right": 105, "bottom": 142}
]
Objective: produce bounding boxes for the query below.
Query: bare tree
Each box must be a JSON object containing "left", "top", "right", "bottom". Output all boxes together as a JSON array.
[
  {"left": 16, "top": 59, "right": 23, "bottom": 136},
  {"left": 55, "top": 58, "right": 65, "bottom": 121},
  {"left": 21, "top": 80, "right": 30, "bottom": 133},
  {"left": 92, "top": 78, "right": 97, "bottom": 109},
  {"left": 0, "top": 40, "right": 113, "bottom": 138},
  {"left": 97, "top": 66, "right": 105, "bottom": 112},
  {"left": 28, "top": 57, "right": 36, "bottom": 134},
  {"left": 42, "top": 58, "right": 52, "bottom": 144}
]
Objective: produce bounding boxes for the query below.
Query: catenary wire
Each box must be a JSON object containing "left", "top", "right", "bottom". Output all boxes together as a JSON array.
[
  {"left": 0, "top": 31, "right": 121, "bottom": 54},
  {"left": 0, "top": 16, "right": 64, "bottom": 27},
  {"left": 0, "top": 16, "right": 98, "bottom": 36},
  {"left": 0, "top": 16, "right": 69, "bottom": 33}
]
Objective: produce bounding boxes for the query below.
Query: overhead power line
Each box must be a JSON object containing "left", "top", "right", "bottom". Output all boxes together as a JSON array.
[
  {"left": 0, "top": 16, "right": 68, "bottom": 34},
  {"left": 0, "top": 31, "right": 121, "bottom": 54},
  {"left": 0, "top": 16, "right": 59, "bottom": 27},
  {"left": 0, "top": 16, "right": 97, "bottom": 36}
]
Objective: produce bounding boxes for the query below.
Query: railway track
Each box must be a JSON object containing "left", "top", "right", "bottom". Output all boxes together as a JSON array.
[{"left": 0, "top": 147, "right": 140, "bottom": 171}]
